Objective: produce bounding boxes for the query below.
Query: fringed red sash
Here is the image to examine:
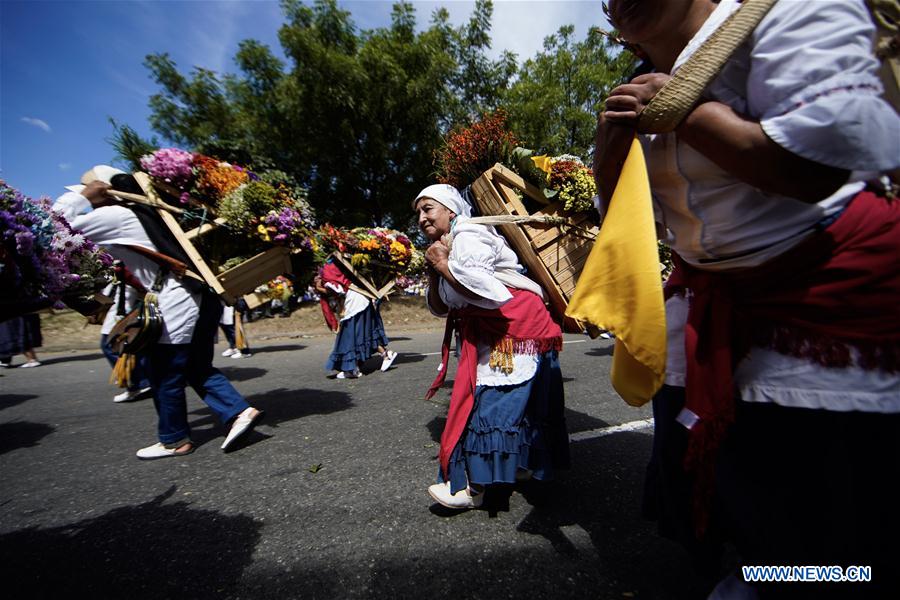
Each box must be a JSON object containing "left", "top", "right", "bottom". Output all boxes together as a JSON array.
[
  {"left": 666, "top": 190, "right": 900, "bottom": 534},
  {"left": 425, "top": 288, "right": 563, "bottom": 478}
]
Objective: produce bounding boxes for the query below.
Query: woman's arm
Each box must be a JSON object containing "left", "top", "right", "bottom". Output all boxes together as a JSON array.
[
  {"left": 603, "top": 75, "right": 850, "bottom": 204},
  {"left": 675, "top": 101, "right": 849, "bottom": 203}
]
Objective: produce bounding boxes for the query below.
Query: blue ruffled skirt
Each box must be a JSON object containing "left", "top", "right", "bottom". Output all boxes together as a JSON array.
[
  {"left": 443, "top": 350, "right": 570, "bottom": 493},
  {"left": 325, "top": 303, "right": 389, "bottom": 372}
]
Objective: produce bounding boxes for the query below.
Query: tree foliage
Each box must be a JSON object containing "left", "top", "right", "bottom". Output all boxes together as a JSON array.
[
  {"left": 113, "top": 0, "right": 633, "bottom": 232},
  {"left": 503, "top": 26, "right": 635, "bottom": 160}
]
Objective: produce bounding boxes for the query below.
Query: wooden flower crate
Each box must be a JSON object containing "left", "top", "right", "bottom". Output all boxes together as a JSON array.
[
  {"left": 330, "top": 252, "right": 396, "bottom": 300},
  {"left": 469, "top": 163, "right": 599, "bottom": 333},
  {"left": 132, "top": 173, "right": 292, "bottom": 305}
]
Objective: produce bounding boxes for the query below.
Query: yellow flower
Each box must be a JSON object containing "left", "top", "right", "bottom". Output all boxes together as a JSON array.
[
  {"left": 531, "top": 155, "right": 553, "bottom": 175},
  {"left": 257, "top": 224, "right": 271, "bottom": 242}
]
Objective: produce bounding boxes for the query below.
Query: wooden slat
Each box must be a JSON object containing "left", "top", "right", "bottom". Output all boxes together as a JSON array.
[
  {"left": 495, "top": 181, "right": 530, "bottom": 217},
  {"left": 184, "top": 217, "right": 227, "bottom": 240},
  {"left": 331, "top": 253, "right": 386, "bottom": 299},
  {"left": 134, "top": 172, "right": 232, "bottom": 303},
  {"left": 538, "top": 238, "right": 594, "bottom": 269},
  {"left": 109, "top": 190, "right": 184, "bottom": 215},
  {"left": 217, "top": 247, "right": 291, "bottom": 299},
  {"left": 490, "top": 163, "right": 546, "bottom": 204}
]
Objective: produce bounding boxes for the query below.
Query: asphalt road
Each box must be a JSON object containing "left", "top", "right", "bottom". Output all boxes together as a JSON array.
[{"left": 0, "top": 331, "right": 708, "bottom": 599}]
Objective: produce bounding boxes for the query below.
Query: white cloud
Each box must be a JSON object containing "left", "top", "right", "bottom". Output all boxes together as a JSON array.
[
  {"left": 59, "top": 163, "right": 72, "bottom": 171},
  {"left": 21, "top": 117, "right": 52, "bottom": 133}
]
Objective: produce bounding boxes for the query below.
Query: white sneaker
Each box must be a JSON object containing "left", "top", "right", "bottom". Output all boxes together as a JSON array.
[
  {"left": 222, "top": 348, "right": 237, "bottom": 357},
  {"left": 336, "top": 369, "right": 360, "bottom": 379},
  {"left": 231, "top": 351, "right": 251, "bottom": 359},
  {"left": 380, "top": 350, "right": 398, "bottom": 372},
  {"left": 19, "top": 360, "right": 41, "bottom": 368},
  {"left": 114, "top": 386, "right": 152, "bottom": 403},
  {"left": 599, "top": 332, "right": 613, "bottom": 339},
  {"left": 136, "top": 442, "right": 194, "bottom": 460},
  {"left": 0, "top": 362, "right": 9, "bottom": 368},
  {"left": 427, "top": 481, "right": 483, "bottom": 509},
  {"left": 221, "top": 407, "right": 264, "bottom": 450}
]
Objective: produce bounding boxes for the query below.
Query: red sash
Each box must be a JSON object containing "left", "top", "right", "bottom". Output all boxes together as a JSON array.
[
  {"left": 425, "top": 288, "right": 563, "bottom": 477},
  {"left": 666, "top": 190, "right": 900, "bottom": 532}
]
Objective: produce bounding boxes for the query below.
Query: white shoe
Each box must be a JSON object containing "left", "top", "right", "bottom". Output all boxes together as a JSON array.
[
  {"left": 19, "top": 360, "right": 41, "bottom": 368},
  {"left": 222, "top": 348, "right": 237, "bottom": 357},
  {"left": 221, "top": 407, "right": 264, "bottom": 450},
  {"left": 136, "top": 442, "right": 194, "bottom": 460},
  {"left": 336, "top": 369, "right": 360, "bottom": 379},
  {"left": 599, "top": 332, "right": 613, "bottom": 339},
  {"left": 231, "top": 351, "right": 251, "bottom": 359},
  {"left": 427, "top": 481, "right": 483, "bottom": 510},
  {"left": 114, "top": 386, "right": 152, "bottom": 403},
  {"left": 0, "top": 362, "right": 9, "bottom": 368},
  {"left": 380, "top": 350, "right": 397, "bottom": 372}
]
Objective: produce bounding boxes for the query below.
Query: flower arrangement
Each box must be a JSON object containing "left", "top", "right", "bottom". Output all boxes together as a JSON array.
[
  {"left": 545, "top": 156, "right": 598, "bottom": 213},
  {"left": 140, "top": 147, "right": 257, "bottom": 207},
  {"left": 1, "top": 180, "right": 113, "bottom": 314},
  {"left": 314, "top": 225, "right": 419, "bottom": 286},
  {"left": 434, "top": 110, "right": 519, "bottom": 190},
  {"left": 264, "top": 275, "right": 293, "bottom": 301},
  {"left": 141, "top": 148, "right": 318, "bottom": 255}
]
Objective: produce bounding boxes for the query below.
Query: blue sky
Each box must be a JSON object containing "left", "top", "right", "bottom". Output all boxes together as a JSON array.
[{"left": 1, "top": 0, "right": 607, "bottom": 201}]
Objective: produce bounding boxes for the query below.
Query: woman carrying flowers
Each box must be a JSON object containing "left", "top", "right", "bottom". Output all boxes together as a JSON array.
[
  {"left": 319, "top": 260, "right": 397, "bottom": 379},
  {"left": 414, "top": 184, "right": 570, "bottom": 510}
]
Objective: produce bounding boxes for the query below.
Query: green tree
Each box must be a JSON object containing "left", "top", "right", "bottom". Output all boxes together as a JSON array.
[
  {"left": 503, "top": 26, "right": 635, "bottom": 159},
  {"left": 115, "top": 0, "right": 629, "bottom": 231}
]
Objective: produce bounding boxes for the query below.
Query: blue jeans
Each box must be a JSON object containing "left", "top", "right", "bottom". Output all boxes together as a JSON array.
[
  {"left": 100, "top": 333, "right": 150, "bottom": 391},
  {"left": 146, "top": 294, "right": 250, "bottom": 445}
]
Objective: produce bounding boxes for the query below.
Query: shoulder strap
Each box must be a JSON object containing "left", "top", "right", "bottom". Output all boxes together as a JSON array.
[{"left": 638, "top": 0, "right": 778, "bottom": 133}]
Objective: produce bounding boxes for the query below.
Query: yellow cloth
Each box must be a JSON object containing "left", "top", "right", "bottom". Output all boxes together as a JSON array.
[{"left": 565, "top": 139, "right": 666, "bottom": 406}]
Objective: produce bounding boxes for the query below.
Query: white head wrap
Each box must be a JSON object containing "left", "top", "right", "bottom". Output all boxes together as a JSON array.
[{"left": 413, "top": 184, "right": 471, "bottom": 218}]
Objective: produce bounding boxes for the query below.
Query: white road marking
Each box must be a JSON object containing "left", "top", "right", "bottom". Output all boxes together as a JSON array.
[{"left": 569, "top": 418, "right": 654, "bottom": 442}]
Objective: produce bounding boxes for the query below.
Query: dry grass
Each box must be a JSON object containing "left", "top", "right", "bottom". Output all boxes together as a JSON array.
[{"left": 34, "top": 295, "right": 444, "bottom": 354}]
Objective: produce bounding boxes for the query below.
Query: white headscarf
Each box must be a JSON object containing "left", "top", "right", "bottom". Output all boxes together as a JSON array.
[{"left": 413, "top": 184, "right": 471, "bottom": 218}]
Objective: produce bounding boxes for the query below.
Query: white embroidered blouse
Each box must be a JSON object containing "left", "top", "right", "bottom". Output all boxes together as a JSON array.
[{"left": 427, "top": 217, "right": 548, "bottom": 386}]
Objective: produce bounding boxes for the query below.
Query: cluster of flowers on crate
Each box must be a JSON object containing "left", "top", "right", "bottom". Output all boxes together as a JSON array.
[
  {"left": 141, "top": 148, "right": 316, "bottom": 253},
  {"left": 433, "top": 111, "right": 597, "bottom": 214},
  {"left": 1, "top": 180, "right": 113, "bottom": 313},
  {"left": 314, "top": 225, "right": 422, "bottom": 278},
  {"left": 140, "top": 147, "right": 253, "bottom": 206}
]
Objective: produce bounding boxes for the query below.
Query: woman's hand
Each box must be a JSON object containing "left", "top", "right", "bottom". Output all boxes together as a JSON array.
[
  {"left": 424, "top": 240, "right": 450, "bottom": 273},
  {"left": 604, "top": 73, "right": 672, "bottom": 125},
  {"left": 81, "top": 180, "right": 115, "bottom": 207},
  {"left": 594, "top": 112, "right": 637, "bottom": 211}
]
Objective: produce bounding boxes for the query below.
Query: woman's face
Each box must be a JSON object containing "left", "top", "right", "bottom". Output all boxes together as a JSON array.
[
  {"left": 608, "top": 0, "right": 693, "bottom": 44},
  {"left": 415, "top": 197, "right": 455, "bottom": 241}
]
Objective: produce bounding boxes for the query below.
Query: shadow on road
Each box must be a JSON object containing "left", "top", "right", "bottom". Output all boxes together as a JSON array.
[
  {"left": 513, "top": 431, "right": 712, "bottom": 600},
  {"left": 0, "top": 486, "right": 262, "bottom": 600},
  {"left": 38, "top": 352, "right": 106, "bottom": 366},
  {"left": 0, "top": 393, "right": 38, "bottom": 412},
  {"left": 250, "top": 343, "right": 307, "bottom": 354},
  {"left": 584, "top": 346, "right": 614, "bottom": 357},
  {"left": 219, "top": 366, "right": 269, "bottom": 382},
  {"left": 244, "top": 387, "right": 354, "bottom": 427},
  {"left": 0, "top": 421, "right": 55, "bottom": 455}
]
